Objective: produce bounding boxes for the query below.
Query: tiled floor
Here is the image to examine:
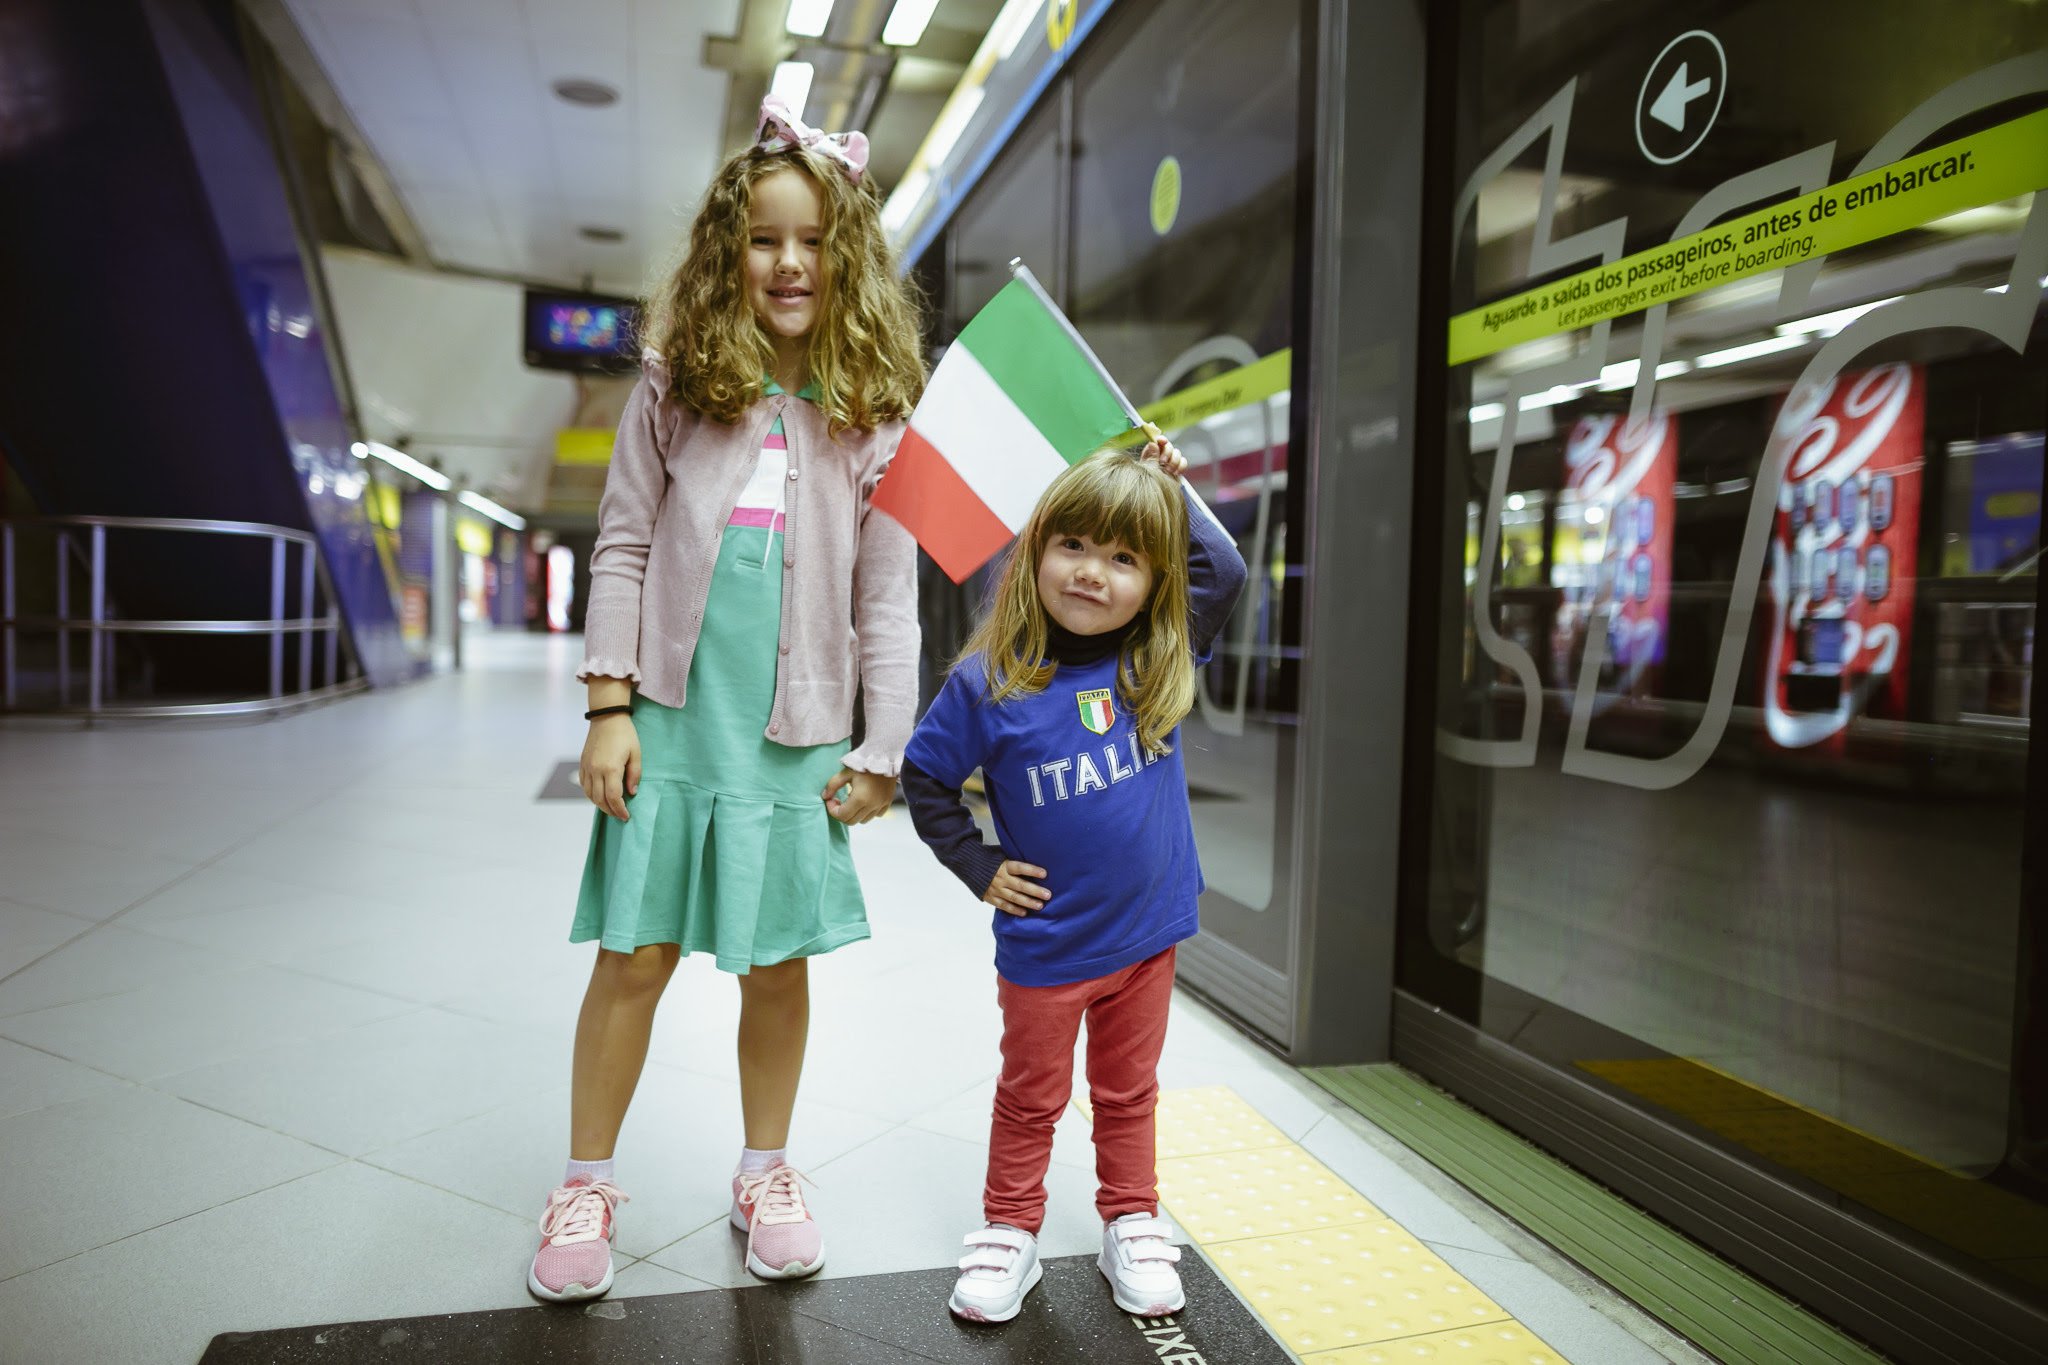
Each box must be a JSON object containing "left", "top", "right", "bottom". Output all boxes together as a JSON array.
[{"left": 0, "top": 632, "right": 1707, "bottom": 1364}]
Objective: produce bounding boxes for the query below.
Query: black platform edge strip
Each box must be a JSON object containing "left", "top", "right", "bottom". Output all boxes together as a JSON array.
[{"left": 199, "top": 1250, "right": 1293, "bottom": 1364}]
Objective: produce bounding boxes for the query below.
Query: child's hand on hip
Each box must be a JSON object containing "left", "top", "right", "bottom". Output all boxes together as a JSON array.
[
  {"left": 1140, "top": 435, "right": 1186, "bottom": 480},
  {"left": 984, "top": 861, "right": 1051, "bottom": 917},
  {"left": 580, "top": 715, "right": 642, "bottom": 821},
  {"left": 824, "top": 768, "right": 895, "bottom": 824}
]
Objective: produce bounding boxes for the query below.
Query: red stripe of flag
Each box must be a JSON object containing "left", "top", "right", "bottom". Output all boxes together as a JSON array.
[{"left": 873, "top": 426, "right": 1014, "bottom": 583}]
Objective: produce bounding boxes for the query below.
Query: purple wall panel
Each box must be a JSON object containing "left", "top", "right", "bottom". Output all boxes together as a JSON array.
[{"left": 0, "top": 0, "right": 413, "bottom": 688}]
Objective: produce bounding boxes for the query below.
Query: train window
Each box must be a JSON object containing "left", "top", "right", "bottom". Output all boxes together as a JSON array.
[
  {"left": 950, "top": 104, "right": 1059, "bottom": 330},
  {"left": 1067, "top": 0, "right": 1304, "bottom": 934},
  {"left": 1411, "top": 0, "right": 2048, "bottom": 1307}
]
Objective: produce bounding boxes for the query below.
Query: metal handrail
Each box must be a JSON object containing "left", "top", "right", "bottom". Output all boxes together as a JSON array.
[
  {"left": 0, "top": 513, "right": 323, "bottom": 542},
  {"left": 1, "top": 514, "right": 358, "bottom": 718}
]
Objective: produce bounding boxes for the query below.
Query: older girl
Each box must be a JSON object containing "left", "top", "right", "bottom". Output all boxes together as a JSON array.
[{"left": 528, "top": 95, "right": 923, "bottom": 1301}]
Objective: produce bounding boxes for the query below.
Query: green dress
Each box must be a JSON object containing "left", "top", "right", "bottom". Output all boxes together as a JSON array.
[{"left": 570, "top": 384, "right": 868, "bottom": 971}]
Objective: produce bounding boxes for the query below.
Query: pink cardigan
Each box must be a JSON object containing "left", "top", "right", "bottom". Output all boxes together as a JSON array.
[{"left": 577, "top": 354, "right": 920, "bottom": 776}]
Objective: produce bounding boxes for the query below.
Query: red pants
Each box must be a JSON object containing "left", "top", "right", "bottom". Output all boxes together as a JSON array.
[{"left": 984, "top": 946, "right": 1175, "bottom": 1235}]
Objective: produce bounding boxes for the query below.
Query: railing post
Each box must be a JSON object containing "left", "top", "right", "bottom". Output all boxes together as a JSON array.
[
  {"left": 269, "top": 534, "right": 286, "bottom": 698},
  {"left": 299, "top": 539, "right": 315, "bottom": 694},
  {"left": 55, "top": 532, "right": 70, "bottom": 707},
  {"left": 87, "top": 524, "right": 106, "bottom": 714},
  {"left": 2, "top": 524, "right": 15, "bottom": 710}
]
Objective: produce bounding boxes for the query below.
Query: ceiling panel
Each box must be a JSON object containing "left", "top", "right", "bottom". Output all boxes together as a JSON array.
[{"left": 284, "top": 0, "right": 731, "bottom": 290}]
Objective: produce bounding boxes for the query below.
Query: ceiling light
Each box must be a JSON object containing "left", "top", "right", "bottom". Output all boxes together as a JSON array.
[
  {"left": 459, "top": 490, "right": 527, "bottom": 531},
  {"left": 551, "top": 78, "right": 618, "bottom": 108},
  {"left": 1596, "top": 360, "right": 1639, "bottom": 391},
  {"left": 365, "top": 441, "right": 451, "bottom": 491},
  {"left": 1518, "top": 384, "right": 1586, "bottom": 410},
  {"left": 882, "top": 0, "right": 942, "bottom": 45},
  {"left": 1508, "top": 494, "right": 1526, "bottom": 511},
  {"left": 1595, "top": 358, "right": 1694, "bottom": 391},
  {"left": 990, "top": 0, "right": 1040, "bottom": 58},
  {"left": 1984, "top": 274, "right": 2048, "bottom": 295},
  {"left": 579, "top": 225, "right": 626, "bottom": 243},
  {"left": 350, "top": 442, "right": 368, "bottom": 458},
  {"left": 922, "top": 86, "right": 985, "bottom": 169},
  {"left": 769, "top": 61, "right": 814, "bottom": 120},
  {"left": 785, "top": 0, "right": 835, "bottom": 38},
  {"left": 1469, "top": 403, "right": 1506, "bottom": 423},
  {"left": 1694, "top": 334, "right": 1808, "bottom": 368},
  {"left": 1585, "top": 505, "right": 1605, "bottom": 524},
  {"left": 1775, "top": 296, "right": 1901, "bottom": 338},
  {"left": 882, "top": 168, "right": 930, "bottom": 234}
]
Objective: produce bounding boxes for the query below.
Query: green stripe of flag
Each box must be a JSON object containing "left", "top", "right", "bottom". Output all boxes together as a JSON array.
[{"left": 963, "top": 280, "right": 1132, "bottom": 463}]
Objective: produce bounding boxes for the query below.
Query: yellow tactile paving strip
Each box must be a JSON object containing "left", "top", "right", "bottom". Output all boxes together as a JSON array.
[{"left": 1078, "top": 1085, "right": 1576, "bottom": 1362}]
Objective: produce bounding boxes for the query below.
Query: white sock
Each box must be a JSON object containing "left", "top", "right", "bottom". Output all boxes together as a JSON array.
[
  {"left": 565, "top": 1156, "right": 615, "bottom": 1185},
  {"left": 739, "top": 1146, "right": 786, "bottom": 1175}
]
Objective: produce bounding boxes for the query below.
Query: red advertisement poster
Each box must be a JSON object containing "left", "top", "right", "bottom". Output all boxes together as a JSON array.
[
  {"left": 1763, "top": 362, "right": 1924, "bottom": 751},
  {"left": 1555, "top": 409, "right": 1677, "bottom": 695}
]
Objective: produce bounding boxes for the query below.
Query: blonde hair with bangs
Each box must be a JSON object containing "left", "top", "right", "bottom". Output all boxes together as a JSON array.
[
  {"left": 960, "top": 447, "right": 1194, "bottom": 755},
  {"left": 642, "top": 144, "right": 925, "bottom": 433}
]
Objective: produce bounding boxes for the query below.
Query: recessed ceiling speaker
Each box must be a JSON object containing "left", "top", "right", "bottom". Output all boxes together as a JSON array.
[{"left": 551, "top": 78, "right": 619, "bottom": 107}]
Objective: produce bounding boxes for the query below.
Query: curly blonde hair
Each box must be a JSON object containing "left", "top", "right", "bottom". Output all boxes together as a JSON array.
[
  {"left": 959, "top": 449, "right": 1194, "bottom": 756},
  {"left": 642, "top": 144, "right": 926, "bottom": 433}
]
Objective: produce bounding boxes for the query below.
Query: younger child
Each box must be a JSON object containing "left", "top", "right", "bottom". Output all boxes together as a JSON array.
[{"left": 900, "top": 441, "right": 1248, "bottom": 1321}]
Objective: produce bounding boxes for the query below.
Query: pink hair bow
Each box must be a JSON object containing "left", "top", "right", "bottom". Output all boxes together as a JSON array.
[{"left": 756, "top": 94, "right": 869, "bottom": 184}]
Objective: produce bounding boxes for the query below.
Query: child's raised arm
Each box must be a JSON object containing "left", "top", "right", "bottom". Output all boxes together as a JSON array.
[
  {"left": 1183, "top": 486, "right": 1249, "bottom": 663},
  {"left": 1140, "top": 437, "right": 1250, "bottom": 664}
]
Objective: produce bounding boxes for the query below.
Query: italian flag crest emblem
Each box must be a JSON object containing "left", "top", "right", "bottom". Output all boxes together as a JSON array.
[{"left": 1077, "top": 688, "right": 1115, "bottom": 735}]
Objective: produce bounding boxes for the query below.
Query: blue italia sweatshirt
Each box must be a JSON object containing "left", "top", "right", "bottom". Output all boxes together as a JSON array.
[{"left": 901, "top": 487, "right": 1249, "bottom": 987}]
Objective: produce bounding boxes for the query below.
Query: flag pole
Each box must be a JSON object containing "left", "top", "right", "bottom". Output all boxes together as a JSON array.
[{"left": 1007, "top": 258, "right": 1229, "bottom": 534}]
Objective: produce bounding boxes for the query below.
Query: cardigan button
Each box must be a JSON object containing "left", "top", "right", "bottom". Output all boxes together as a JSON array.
[
  {"left": 787, "top": 469, "right": 799, "bottom": 481},
  {"left": 779, "top": 644, "right": 789, "bottom": 655},
  {"left": 783, "top": 557, "right": 794, "bottom": 569},
  {"left": 768, "top": 723, "right": 780, "bottom": 735}
]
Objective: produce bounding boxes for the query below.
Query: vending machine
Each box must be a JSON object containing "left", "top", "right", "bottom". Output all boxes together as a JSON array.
[
  {"left": 1554, "top": 408, "right": 1677, "bottom": 699},
  {"left": 1763, "top": 363, "right": 1925, "bottom": 751}
]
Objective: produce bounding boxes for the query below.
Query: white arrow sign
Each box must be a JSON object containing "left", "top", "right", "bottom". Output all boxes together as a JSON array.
[{"left": 1650, "top": 61, "right": 1713, "bottom": 130}]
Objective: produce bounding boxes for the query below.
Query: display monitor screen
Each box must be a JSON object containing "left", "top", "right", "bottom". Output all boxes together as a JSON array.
[{"left": 523, "top": 289, "right": 639, "bottom": 372}]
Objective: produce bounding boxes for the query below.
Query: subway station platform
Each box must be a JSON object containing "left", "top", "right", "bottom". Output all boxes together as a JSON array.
[{"left": 0, "top": 633, "right": 1706, "bottom": 1364}]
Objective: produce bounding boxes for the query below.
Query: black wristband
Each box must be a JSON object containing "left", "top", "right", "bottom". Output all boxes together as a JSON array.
[{"left": 584, "top": 704, "right": 633, "bottom": 721}]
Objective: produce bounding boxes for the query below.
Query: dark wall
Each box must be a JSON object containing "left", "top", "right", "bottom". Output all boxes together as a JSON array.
[{"left": 0, "top": 0, "right": 412, "bottom": 692}]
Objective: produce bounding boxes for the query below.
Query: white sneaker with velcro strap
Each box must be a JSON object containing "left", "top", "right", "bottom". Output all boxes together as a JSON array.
[
  {"left": 1098, "top": 1212, "right": 1185, "bottom": 1314},
  {"left": 948, "top": 1223, "right": 1042, "bottom": 1322}
]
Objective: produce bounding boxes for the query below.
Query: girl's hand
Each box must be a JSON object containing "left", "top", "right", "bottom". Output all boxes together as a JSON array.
[
  {"left": 1140, "top": 436, "right": 1186, "bottom": 481},
  {"left": 824, "top": 768, "right": 895, "bottom": 824},
  {"left": 984, "top": 861, "right": 1051, "bottom": 917},
  {"left": 580, "top": 715, "right": 642, "bottom": 822}
]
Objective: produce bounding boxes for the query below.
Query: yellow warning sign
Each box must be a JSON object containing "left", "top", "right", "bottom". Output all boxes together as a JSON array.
[
  {"left": 1045, "top": 0, "right": 1077, "bottom": 52},
  {"left": 555, "top": 427, "right": 614, "bottom": 466},
  {"left": 1448, "top": 106, "right": 2048, "bottom": 367},
  {"left": 1150, "top": 155, "right": 1182, "bottom": 236},
  {"left": 1137, "top": 349, "right": 1293, "bottom": 433}
]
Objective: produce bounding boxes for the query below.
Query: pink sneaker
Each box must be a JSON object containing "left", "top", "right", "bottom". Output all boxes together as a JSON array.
[
  {"left": 730, "top": 1163, "right": 825, "bottom": 1279},
  {"left": 527, "top": 1176, "right": 627, "bottom": 1302}
]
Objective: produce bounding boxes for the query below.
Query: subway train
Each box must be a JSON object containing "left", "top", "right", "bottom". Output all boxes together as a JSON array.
[{"left": 882, "top": 0, "right": 2048, "bottom": 1361}]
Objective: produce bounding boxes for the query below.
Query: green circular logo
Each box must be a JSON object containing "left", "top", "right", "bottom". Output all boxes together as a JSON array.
[
  {"left": 1045, "top": 0, "right": 1077, "bottom": 51},
  {"left": 1150, "top": 156, "right": 1182, "bottom": 236}
]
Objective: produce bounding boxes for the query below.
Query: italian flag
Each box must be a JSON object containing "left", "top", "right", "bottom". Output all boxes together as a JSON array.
[{"left": 874, "top": 268, "right": 1135, "bottom": 583}]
